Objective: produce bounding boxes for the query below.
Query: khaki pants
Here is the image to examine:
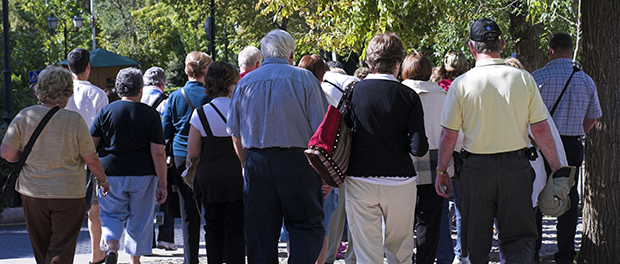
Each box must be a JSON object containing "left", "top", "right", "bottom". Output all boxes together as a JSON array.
[{"left": 345, "top": 178, "right": 417, "bottom": 264}]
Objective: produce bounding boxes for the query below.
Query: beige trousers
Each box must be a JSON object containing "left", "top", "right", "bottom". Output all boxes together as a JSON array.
[{"left": 345, "top": 178, "right": 417, "bottom": 264}]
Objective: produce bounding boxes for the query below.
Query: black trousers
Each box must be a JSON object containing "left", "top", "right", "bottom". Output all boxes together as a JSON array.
[
  {"left": 537, "top": 136, "right": 582, "bottom": 264},
  {"left": 203, "top": 200, "right": 245, "bottom": 264},
  {"left": 414, "top": 184, "right": 445, "bottom": 264},
  {"left": 174, "top": 156, "right": 203, "bottom": 264}
]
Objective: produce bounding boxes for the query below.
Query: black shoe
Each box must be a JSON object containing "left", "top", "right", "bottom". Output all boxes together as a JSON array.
[
  {"left": 88, "top": 258, "right": 106, "bottom": 264},
  {"left": 105, "top": 252, "right": 117, "bottom": 264}
]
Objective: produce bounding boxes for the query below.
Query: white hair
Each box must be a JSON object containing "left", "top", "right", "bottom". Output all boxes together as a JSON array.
[
  {"left": 143, "top": 67, "right": 166, "bottom": 87},
  {"left": 238, "top": 46, "right": 263, "bottom": 70},
  {"left": 260, "top": 29, "right": 295, "bottom": 59}
]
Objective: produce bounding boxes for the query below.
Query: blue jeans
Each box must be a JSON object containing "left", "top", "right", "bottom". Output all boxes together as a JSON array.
[
  {"left": 245, "top": 148, "right": 325, "bottom": 264},
  {"left": 436, "top": 197, "right": 455, "bottom": 264}
]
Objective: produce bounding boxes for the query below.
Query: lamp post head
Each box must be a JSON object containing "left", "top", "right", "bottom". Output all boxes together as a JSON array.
[
  {"left": 72, "top": 14, "right": 83, "bottom": 29},
  {"left": 47, "top": 14, "right": 58, "bottom": 31}
]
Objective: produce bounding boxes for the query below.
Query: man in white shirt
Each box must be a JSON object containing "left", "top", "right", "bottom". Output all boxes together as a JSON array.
[
  {"left": 321, "top": 62, "right": 359, "bottom": 106},
  {"left": 65, "top": 48, "right": 109, "bottom": 264},
  {"left": 141, "top": 67, "right": 168, "bottom": 117}
]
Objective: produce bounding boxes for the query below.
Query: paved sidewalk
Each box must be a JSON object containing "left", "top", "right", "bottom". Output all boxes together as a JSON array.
[{"left": 0, "top": 215, "right": 580, "bottom": 263}]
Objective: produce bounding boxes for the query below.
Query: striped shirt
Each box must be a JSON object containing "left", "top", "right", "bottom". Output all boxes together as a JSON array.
[{"left": 532, "top": 58, "right": 602, "bottom": 136}]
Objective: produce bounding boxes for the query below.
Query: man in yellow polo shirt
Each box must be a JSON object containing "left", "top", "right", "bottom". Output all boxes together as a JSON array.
[{"left": 434, "top": 18, "right": 563, "bottom": 263}]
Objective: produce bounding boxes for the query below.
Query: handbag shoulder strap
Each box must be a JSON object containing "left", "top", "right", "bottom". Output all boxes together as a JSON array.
[
  {"left": 324, "top": 80, "right": 344, "bottom": 93},
  {"left": 196, "top": 106, "right": 213, "bottom": 138},
  {"left": 337, "top": 81, "right": 358, "bottom": 111},
  {"left": 12, "top": 106, "right": 60, "bottom": 174},
  {"left": 209, "top": 103, "right": 227, "bottom": 123},
  {"left": 180, "top": 88, "right": 196, "bottom": 110},
  {"left": 550, "top": 65, "right": 581, "bottom": 116},
  {"left": 150, "top": 93, "right": 168, "bottom": 109}
]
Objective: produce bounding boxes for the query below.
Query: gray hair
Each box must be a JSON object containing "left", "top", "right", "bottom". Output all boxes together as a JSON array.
[
  {"left": 238, "top": 46, "right": 263, "bottom": 70},
  {"left": 260, "top": 29, "right": 295, "bottom": 59},
  {"left": 35, "top": 66, "right": 74, "bottom": 104},
  {"left": 115, "top": 67, "right": 143, "bottom": 97},
  {"left": 143, "top": 67, "right": 166, "bottom": 87},
  {"left": 470, "top": 39, "right": 503, "bottom": 54}
]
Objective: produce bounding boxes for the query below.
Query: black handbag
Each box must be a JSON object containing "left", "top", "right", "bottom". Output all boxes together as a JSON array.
[
  {"left": 85, "top": 169, "right": 94, "bottom": 210},
  {"left": 2, "top": 106, "right": 60, "bottom": 207}
]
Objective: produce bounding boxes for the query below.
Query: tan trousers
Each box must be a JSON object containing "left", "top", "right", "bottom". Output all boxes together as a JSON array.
[{"left": 345, "top": 179, "right": 417, "bottom": 264}]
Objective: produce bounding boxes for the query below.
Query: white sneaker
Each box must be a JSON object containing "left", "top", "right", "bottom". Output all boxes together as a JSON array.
[{"left": 157, "top": 241, "right": 178, "bottom": 251}]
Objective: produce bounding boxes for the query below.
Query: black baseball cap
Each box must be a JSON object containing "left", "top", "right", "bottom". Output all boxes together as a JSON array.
[{"left": 470, "top": 18, "right": 502, "bottom": 41}]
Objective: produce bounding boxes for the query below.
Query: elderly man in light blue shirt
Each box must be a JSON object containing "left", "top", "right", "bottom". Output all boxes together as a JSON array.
[{"left": 227, "top": 29, "right": 329, "bottom": 264}]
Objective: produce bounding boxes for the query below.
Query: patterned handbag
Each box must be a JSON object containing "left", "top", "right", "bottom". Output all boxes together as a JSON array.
[{"left": 305, "top": 82, "right": 356, "bottom": 187}]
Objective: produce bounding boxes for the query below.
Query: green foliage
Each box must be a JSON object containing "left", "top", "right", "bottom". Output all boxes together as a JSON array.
[{"left": 0, "top": 0, "right": 578, "bottom": 119}]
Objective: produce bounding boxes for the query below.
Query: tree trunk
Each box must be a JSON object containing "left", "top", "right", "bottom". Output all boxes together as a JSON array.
[
  {"left": 578, "top": 0, "right": 620, "bottom": 263},
  {"left": 508, "top": 0, "right": 547, "bottom": 73}
]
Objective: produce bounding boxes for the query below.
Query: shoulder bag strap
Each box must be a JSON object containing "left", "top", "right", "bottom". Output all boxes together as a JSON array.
[
  {"left": 550, "top": 65, "right": 581, "bottom": 116},
  {"left": 337, "top": 81, "right": 358, "bottom": 111},
  {"left": 151, "top": 93, "right": 168, "bottom": 109},
  {"left": 324, "top": 80, "right": 344, "bottom": 93},
  {"left": 196, "top": 106, "right": 213, "bottom": 138},
  {"left": 180, "top": 88, "right": 196, "bottom": 110},
  {"left": 12, "top": 106, "right": 60, "bottom": 175},
  {"left": 209, "top": 103, "right": 227, "bottom": 123}
]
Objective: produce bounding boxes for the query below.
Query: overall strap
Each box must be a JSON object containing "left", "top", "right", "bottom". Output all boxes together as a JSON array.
[
  {"left": 180, "top": 88, "right": 196, "bottom": 110},
  {"left": 209, "top": 103, "right": 227, "bottom": 123},
  {"left": 196, "top": 106, "right": 214, "bottom": 138},
  {"left": 13, "top": 106, "right": 60, "bottom": 174}
]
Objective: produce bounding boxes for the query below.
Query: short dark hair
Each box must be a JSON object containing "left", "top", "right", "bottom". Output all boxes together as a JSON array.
[
  {"left": 365, "top": 33, "right": 405, "bottom": 74},
  {"left": 470, "top": 38, "right": 503, "bottom": 54},
  {"left": 402, "top": 52, "right": 432, "bottom": 81},
  {"left": 67, "top": 48, "right": 90, "bottom": 75},
  {"left": 204, "top": 62, "right": 239, "bottom": 98},
  {"left": 326, "top": 60, "right": 344, "bottom": 70},
  {"left": 548, "top": 32, "right": 573, "bottom": 53},
  {"left": 299, "top": 54, "right": 327, "bottom": 81},
  {"left": 115, "top": 68, "right": 143, "bottom": 97}
]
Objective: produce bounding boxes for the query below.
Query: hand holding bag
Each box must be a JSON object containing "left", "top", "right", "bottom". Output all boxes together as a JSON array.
[
  {"left": 305, "top": 82, "right": 357, "bottom": 187},
  {"left": 2, "top": 106, "right": 60, "bottom": 206}
]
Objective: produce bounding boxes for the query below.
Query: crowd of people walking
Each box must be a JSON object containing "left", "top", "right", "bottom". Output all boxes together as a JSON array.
[{"left": 1, "top": 17, "right": 599, "bottom": 264}]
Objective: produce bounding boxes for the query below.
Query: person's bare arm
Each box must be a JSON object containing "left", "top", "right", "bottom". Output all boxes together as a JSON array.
[
  {"left": 583, "top": 118, "right": 597, "bottom": 134},
  {"left": 150, "top": 142, "right": 167, "bottom": 204},
  {"left": 232, "top": 136, "right": 246, "bottom": 169},
  {"left": 81, "top": 152, "right": 110, "bottom": 196},
  {"left": 531, "top": 120, "right": 562, "bottom": 173},
  {"left": 0, "top": 143, "right": 21, "bottom": 163},
  {"left": 435, "top": 127, "right": 459, "bottom": 198},
  {"left": 187, "top": 125, "right": 202, "bottom": 160}
]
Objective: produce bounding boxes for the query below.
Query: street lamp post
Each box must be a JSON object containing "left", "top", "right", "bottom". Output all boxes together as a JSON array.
[
  {"left": 47, "top": 13, "right": 84, "bottom": 58},
  {"left": 2, "top": 0, "right": 11, "bottom": 128}
]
